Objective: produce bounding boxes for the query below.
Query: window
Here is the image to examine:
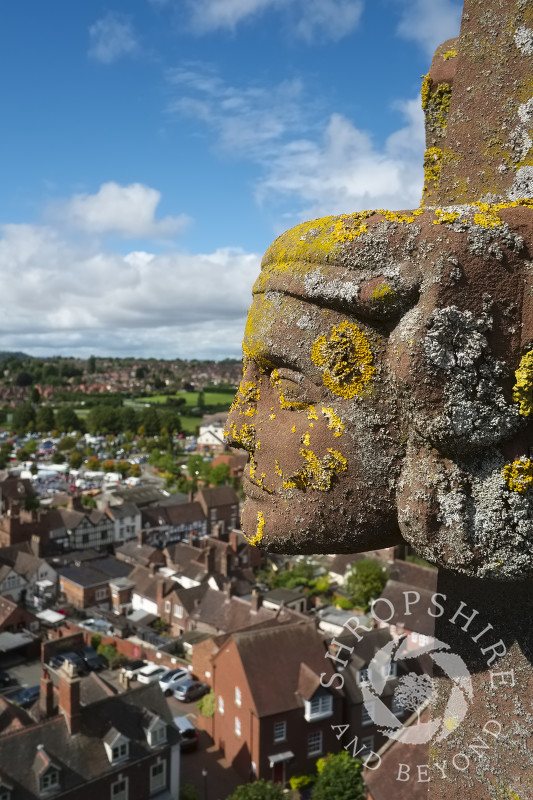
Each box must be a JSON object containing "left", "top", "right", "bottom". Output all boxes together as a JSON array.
[
  {"left": 150, "top": 760, "right": 167, "bottom": 794},
  {"left": 304, "top": 694, "right": 332, "bottom": 721},
  {"left": 82, "top": 534, "right": 89, "bottom": 545},
  {"left": 357, "top": 668, "right": 369, "bottom": 684},
  {"left": 111, "top": 777, "right": 128, "bottom": 800},
  {"left": 218, "top": 695, "right": 224, "bottom": 714},
  {"left": 273, "top": 721, "right": 286, "bottom": 743},
  {"left": 235, "top": 717, "right": 241, "bottom": 737},
  {"left": 164, "top": 601, "right": 171, "bottom": 613},
  {"left": 40, "top": 771, "right": 59, "bottom": 793},
  {"left": 149, "top": 725, "right": 167, "bottom": 747},
  {"left": 235, "top": 686, "right": 241, "bottom": 706},
  {"left": 112, "top": 743, "right": 129, "bottom": 761},
  {"left": 392, "top": 697, "right": 404, "bottom": 716},
  {"left": 307, "top": 731, "right": 322, "bottom": 757},
  {"left": 174, "top": 604, "right": 183, "bottom": 618},
  {"left": 95, "top": 588, "right": 108, "bottom": 601},
  {"left": 361, "top": 701, "right": 375, "bottom": 726}
]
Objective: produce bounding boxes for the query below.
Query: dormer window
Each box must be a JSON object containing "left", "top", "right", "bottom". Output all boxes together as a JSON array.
[
  {"left": 112, "top": 743, "right": 129, "bottom": 761},
  {"left": 144, "top": 716, "right": 167, "bottom": 748},
  {"left": 304, "top": 692, "right": 333, "bottom": 722},
  {"left": 103, "top": 729, "right": 130, "bottom": 764},
  {"left": 0, "top": 780, "right": 13, "bottom": 800},
  {"left": 40, "top": 769, "right": 60, "bottom": 796}
]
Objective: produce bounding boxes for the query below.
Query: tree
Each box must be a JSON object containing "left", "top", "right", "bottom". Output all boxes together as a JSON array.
[
  {"left": 208, "top": 462, "right": 230, "bottom": 486},
  {"left": 55, "top": 406, "right": 83, "bottom": 433},
  {"left": 87, "top": 355, "right": 96, "bottom": 374},
  {"left": 12, "top": 402, "right": 36, "bottom": 435},
  {"left": 57, "top": 435, "right": 77, "bottom": 451},
  {"left": 311, "top": 752, "right": 365, "bottom": 800},
  {"left": 227, "top": 780, "right": 285, "bottom": 800},
  {"left": 69, "top": 451, "right": 83, "bottom": 469},
  {"left": 344, "top": 558, "right": 388, "bottom": 610},
  {"left": 393, "top": 673, "right": 436, "bottom": 724},
  {"left": 36, "top": 405, "right": 55, "bottom": 433}
]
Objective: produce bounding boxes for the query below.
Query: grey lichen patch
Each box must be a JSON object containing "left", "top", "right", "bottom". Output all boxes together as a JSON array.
[
  {"left": 468, "top": 456, "right": 533, "bottom": 579},
  {"left": 508, "top": 166, "right": 533, "bottom": 200},
  {"left": 422, "top": 306, "right": 520, "bottom": 452},
  {"left": 467, "top": 220, "right": 525, "bottom": 259},
  {"left": 514, "top": 24, "right": 533, "bottom": 56},
  {"left": 303, "top": 269, "right": 360, "bottom": 304}
]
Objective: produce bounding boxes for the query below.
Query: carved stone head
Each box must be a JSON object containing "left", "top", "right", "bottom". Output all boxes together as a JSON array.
[{"left": 225, "top": 203, "right": 533, "bottom": 579}]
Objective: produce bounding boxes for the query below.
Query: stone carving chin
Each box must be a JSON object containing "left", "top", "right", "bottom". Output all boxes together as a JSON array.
[{"left": 225, "top": 15, "right": 533, "bottom": 580}]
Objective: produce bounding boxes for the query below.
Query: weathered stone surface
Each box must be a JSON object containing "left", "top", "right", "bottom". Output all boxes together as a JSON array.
[{"left": 225, "top": 0, "right": 533, "bottom": 582}]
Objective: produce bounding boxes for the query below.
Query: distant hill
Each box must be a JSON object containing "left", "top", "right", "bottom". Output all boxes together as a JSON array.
[{"left": 0, "top": 351, "right": 31, "bottom": 361}]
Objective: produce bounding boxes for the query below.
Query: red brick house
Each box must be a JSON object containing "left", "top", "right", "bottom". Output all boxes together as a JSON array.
[
  {"left": 211, "top": 620, "right": 343, "bottom": 784},
  {"left": 0, "top": 596, "right": 40, "bottom": 633},
  {"left": 57, "top": 558, "right": 132, "bottom": 610},
  {"left": 193, "top": 487, "right": 239, "bottom": 535},
  {"left": 0, "top": 665, "right": 180, "bottom": 799}
]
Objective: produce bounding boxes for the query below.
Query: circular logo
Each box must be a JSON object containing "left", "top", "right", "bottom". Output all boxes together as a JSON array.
[{"left": 361, "top": 636, "right": 474, "bottom": 744}]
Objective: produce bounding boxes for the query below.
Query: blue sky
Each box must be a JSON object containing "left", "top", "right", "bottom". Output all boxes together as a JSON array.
[{"left": 0, "top": 0, "right": 462, "bottom": 360}]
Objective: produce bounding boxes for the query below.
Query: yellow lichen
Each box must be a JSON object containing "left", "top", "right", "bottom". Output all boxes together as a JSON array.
[
  {"left": 282, "top": 448, "right": 348, "bottom": 491},
  {"left": 245, "top": 510, "right": 265, "bottom": 546},
  {"left": 301, "top": 432, "right": 311, "bottom": 446},
  {"left": 424, "top": 83, "right": 452, "bottom": 137},
  {"left": 370, "top": 282, "right": 395, "bottom": 303},
  {"left": 321, "top": 407, "right": 345, "bottom": 437},
  {"left": 442, "top": 48, "right": 458, "bottom": 60},
  {"left": 433, "top": 209, "right": 460, "bottom": 225},
  {"left": 421, "top": 73, "right": 432, "bottom": 110},
  {"left": 311, "top": 321, "right": 375, "bottom": 398},
  {"left": 503, "top": 458, "right": 533, "bottom": 493},
  {"left": 227, "top": 421, "right": 256, "bottom": 452},
  {"left": 307, "top": 407, "right": 318, "bottom": 421},
  {"left": 513, "top": 350, "right": 533, "bottom": 416}
]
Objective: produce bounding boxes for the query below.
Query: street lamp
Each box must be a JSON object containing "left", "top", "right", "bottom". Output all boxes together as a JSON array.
[{"left": 201, "top": 767, "right": 208, "bottom": 800}]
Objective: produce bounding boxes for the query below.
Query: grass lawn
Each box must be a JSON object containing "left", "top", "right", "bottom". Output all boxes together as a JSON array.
[
  {"left": 179, "top": 416, "right": 200, "bottom": 434},
  {"left": 136, "top": 391, "right": 235, "bottom": 408}
]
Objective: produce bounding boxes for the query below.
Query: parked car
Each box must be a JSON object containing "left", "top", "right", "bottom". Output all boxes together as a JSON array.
[
  {"left": 0, "top": 671, "right": 12, "bottom": 688},
  {"left": 172, "top": 679, "right": 210, "bottom": 703},
  {"left": 159, "top": 668, "right": 190, "bottom": 696},
  {"left": 173, "top": 716, "right": 199, "bottom": 751},
  {"left": 10, "top": 685, "right": 40, "bottom": 708},
  {"left": 122, "top": 659, "right": 149, "bottom": 681},
  {"left": 76, "top": 645, "right": 107, "bottom": 672},
  {"left": 48, "top": 651, "right": 89, "bottom": 676},
  {"left": 137, "top": 664, "right": 170, "bottom": 685}
]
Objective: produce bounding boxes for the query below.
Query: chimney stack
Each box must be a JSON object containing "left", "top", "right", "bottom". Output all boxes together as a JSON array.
[
  {"left": 251, "top": 589, "right": 262, "bottom": 613},
  {"left": 206, "top": 546, "right": 216, "bottom": 575},
  {"left": 221, "top": 550, "right": 230, "bottom": 577},
  {"left": 138, "top": 529, "right": 147, "bottom": 545},
  {"left": 58, "top": 662, "right": 81, "bottom": 734},
  {"left": 40, "top": 668, "right": 55, "bottom": 718}
]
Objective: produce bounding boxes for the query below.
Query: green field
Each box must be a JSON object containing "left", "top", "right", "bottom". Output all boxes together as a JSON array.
[{"left": 136, "top": 391, "right": 235, "bottom": 407}]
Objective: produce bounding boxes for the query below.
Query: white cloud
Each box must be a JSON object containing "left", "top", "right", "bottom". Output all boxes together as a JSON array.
[
  {"left": 168, "top": 67, "right": 305, "bottom": 158},
  {"left": 394, "top": 0, "right": 462, "bottom": 58},
  {"left": 55, "top": 182, "right": 191, "bottom": 239},
  {"left": 169, "top": 63, "right": 426, "bottom": 222},
  {"left": 88, "top": 13, "right": 138, "bottom": 64},
  {"left": 257, "top": 96, "right": 425, "bottom": 220},
  {"left": 186, "top": 0, "right": 363, "bottom": 41},
  {"left": 0, "top": 223, "right": 258, "bottom": 359}
]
